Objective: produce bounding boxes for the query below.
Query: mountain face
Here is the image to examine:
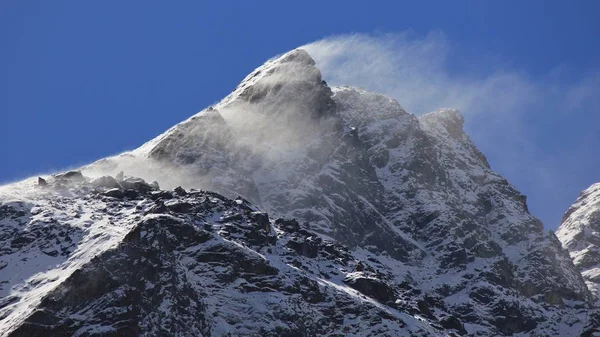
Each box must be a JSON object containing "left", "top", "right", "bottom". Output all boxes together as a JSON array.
[
  {"left": 0, "top": 48, "right": 598, "bottom": 336},
  {"left": 0, "top": 174, "right": 451, "bottom": 336},
  {"left": 557, "top": 183, "right": 600, "bottom": 300},
  {"left": 557, "top": 183, "right": 600, "bottom": 334}
]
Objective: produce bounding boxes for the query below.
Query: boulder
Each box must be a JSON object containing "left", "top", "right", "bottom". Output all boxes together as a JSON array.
[
  {"left": 275, "top": 218, "right": 300, "bottom": 232},
  {"left": 91, "top": 176, "right": 122, "bottom": 189},
  {"left": 104, "top": 188, "right": 124, "bottom": 199},
  {"left": 343, "top": 273, "right": 396, "bottom": 304},
  {"left": 440, "top": 316, "right": 467, "bottom": 335},
  {"left": 174, "top": 186, "right": 187, "bottom": 196}
]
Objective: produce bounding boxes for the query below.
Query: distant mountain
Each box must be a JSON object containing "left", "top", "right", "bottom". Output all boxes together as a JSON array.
[{"left": 0, "top": 49, "right": 597, "bottom": 336}]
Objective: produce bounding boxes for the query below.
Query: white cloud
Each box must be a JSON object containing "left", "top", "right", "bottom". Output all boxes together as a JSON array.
[
  {"left": 303, "top": 33, "right": 600, "bottom": 228},
  {"left": 302, "top": 32, "right": 536, "bottom": 116}
]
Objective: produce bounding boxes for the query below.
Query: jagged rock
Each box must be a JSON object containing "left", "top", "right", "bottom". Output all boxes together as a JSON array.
[
  {"left": 146, "top": 199, "right": 167, "bottom": 214},
  {"left": 149, "top": 190, "right": 173, "bottom": 200},
  {"left": 417, "top": 299, "right": 435, "bottom": 319},
  {"left": 440, "top": 316, "right": 467, "bottom": 335},
  {"left": 220, "top": 213, "right": 243, "bottom": 222},
  {"left": 123, "top": 189, "right": 139, "bottom": 199},
  {"left": 173, "top": 186, "right": 187, "bottom": 196},
  {"left": 343, "top": 273, "right": 396, "bottom": 304},
  {"left": 275, "top": 218, "right": 300, "bottom": 232},
  {"left": 37, "top": 177, "right": 47, "bottom": 186},
  {"left": 287, "top": 236, "right": 320, "bottom": 258},
  {"left": 119, "top": 177, "right": 154, "bottom": 194},
  {"left": 165, "top": 200, "right": 193, "bottom": 213},
  {"left": 91, "top": 175, "right": 121, "bottom": 189},
  {"left": 249, "top": 211, "right": 270, "bottom": 228},
  {"left": 103, "top": 188, "right": 124, "bottom": 198},
  {"left": 54, "top": 171, "right": 85, "bottom": 182},
  {"left": 1, "top": 47, "right": 598, "bottom": 336},
  {"left": 557, "top": 182, "right": 600, "bottom": 299}
]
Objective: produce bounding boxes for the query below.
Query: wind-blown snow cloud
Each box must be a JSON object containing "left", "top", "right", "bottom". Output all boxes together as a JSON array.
[
  {"left": 303, "top": 32, "right": 536, "bottom": 116},
  {"left": 303, "top": 33, "right": 600, "bottom": 228}
]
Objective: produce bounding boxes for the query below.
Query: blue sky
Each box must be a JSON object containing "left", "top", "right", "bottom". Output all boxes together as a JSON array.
[{"left": 1, "top": 1, "right": 599, "bottom": 229}]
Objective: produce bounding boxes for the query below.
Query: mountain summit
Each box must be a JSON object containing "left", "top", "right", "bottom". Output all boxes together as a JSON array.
[{"left": 0, "top": 48, "right": 598, "bottom": 336}]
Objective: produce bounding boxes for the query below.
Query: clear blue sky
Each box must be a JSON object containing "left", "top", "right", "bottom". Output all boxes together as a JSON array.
[{"left": 1, "top": 1, "right": 599, "bottom": 228}]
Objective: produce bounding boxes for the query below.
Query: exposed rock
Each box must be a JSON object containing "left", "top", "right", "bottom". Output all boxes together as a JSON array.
[
  {"left": 343, "top": 273, "right": 396, "bottom": 304},
  {"left": 557, "top": 182, "right": 600, "bottom": 299},
  {"left": 1, "top": 47, "right": 597, "bottom": 336},
  {"left": 37, "top": 177, "right": 47, "bottom": 186},
  {"left": 91, "top": 175, "right": 122, "bottom": 189},
  {"left": 440, "top": 316, "right": 467, "bottom": 335},
  {"left": 275, "top": 218, "right": 300, "bottom": 233},
  {"left": 119, "top": 177, "right": 155, "bottom": 194},
  {"left": 54, "top": 171, "right": 85, "bottom": 182},
  {"left": 173, "top": 186, "right": 187, "bottom": 196},
  {"left": 123, "top": 189, "right": 139, "bottom": 199},
  {"left": 165, "top": 200, "right": 193, "bottom": 213},
  {"left": 103, "top": 188, "right": 124, "bottom": 199}
]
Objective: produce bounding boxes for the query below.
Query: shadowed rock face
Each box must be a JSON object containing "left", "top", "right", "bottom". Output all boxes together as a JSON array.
[
  {"left": 2, "top": 174, "right": 449, "bottom": 337},
  {"left": 1, "top": 49, "right": 598, "bottom": 336},
  {"left": 120, "top": 49, "right": 594, "bottom": 335},
  {"left": 91, "top": 49, "right": 599, "bottom": 334}
]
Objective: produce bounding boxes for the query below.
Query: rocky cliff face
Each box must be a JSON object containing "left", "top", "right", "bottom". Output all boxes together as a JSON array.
[
  {"left": 0, "top": 173, "right": 450, "bottom": 336},
  {"left": 0, "top": 48, "right": 598, "bottom": 336}
]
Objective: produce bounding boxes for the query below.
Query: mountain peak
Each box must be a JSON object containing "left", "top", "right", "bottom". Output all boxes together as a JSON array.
[
  {"left": 216, "top": 48, "right": 333, "bottom": 118},
  {"left": 27, "top": 47, "right": 598, "bottom": 336},
  {"left": 277, "top": 48, "right": 315, "bottom": 66}
]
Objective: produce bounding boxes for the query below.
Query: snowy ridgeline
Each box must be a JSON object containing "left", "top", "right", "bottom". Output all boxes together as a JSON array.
[
  {"left": 557, "top": 183, "right": 600, "bottom": 301},
  {"left": 0, "top": 48, "right": 599, "bottom": 336},
  {"left": 1, "top": 172, "right": 457, "bottom": 336}
]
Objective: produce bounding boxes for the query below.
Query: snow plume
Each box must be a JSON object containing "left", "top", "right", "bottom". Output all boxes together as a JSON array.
[
  {"left": 9, "top": 34, "right": 599, "bottom": 229},
  {"left": 303, "top": 32, "right": 600, "bottom": 228},
  {"left": 302, "top": 32, "right": 538, "bottom": 116},
  {"left": 82, "top": 49, "right": 342, "bottom": 194}
]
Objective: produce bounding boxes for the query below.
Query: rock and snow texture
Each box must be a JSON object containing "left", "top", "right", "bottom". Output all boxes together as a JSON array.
[
  {"left": 558, "top": 183, "right": 600, "bottom": 300},
  {"left": 0, "top": 48, "right": 598, "bottom": 336},
  {"left": 0, "top": 173, "right": 451, "bottom": 336}
]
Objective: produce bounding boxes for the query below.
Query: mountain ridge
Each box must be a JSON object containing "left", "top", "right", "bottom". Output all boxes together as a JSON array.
[{"left": 0, "top": 48, "right": 597, "bottom": 336}]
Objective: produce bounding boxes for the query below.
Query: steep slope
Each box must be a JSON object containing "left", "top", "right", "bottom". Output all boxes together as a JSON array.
[
  {"left": 0, "top": 48, "right": 597, "bottom": 336},
  {"left": 79, "top": 48, "right": 596, "bottom": 335},
  {"left": 0, "top": 173, "right": 451, "bottom": 337},
  {"left": 557, "top": 183, "right": 600, "bottom": 300}
]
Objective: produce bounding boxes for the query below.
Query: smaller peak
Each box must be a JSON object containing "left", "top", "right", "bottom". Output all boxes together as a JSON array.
[
  {"left": 418, "top": 108, "right": 490, "bottom": 168},
  {"left": 419, "top": 108, "right": 465, "bottom": 139},
  {"left": 559, "top": 181, "right": 600, "bottom": 227},
  {"left": 421, "top": 108, "right": 464, "bottom": 126},
  {"left": 332, "top": 86, "right": 408, "bottom": 119}
]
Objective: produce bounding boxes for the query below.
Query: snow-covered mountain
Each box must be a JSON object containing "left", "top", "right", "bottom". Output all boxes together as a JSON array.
[
  {"left": 557, "top": 183, "right": 600, "bottom": 333},
  {"left": 557, "top": 183, "right": 600, "bottom": 300},
  {"left": 1, "top": 48, "right": 598, "bottom": 336}
]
